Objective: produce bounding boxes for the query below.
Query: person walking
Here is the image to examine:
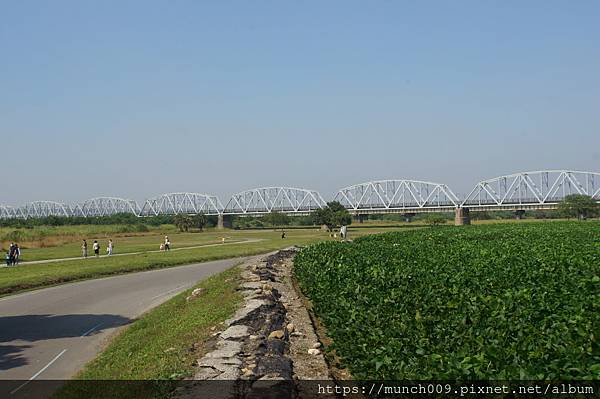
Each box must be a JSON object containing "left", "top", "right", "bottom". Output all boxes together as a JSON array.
[
  {"left": 281, "top": 230, "right": 286, "bottom": 239},
  {"left": 164, "top": 236, "right": 170, "bottom": 251},
  {"left": 340, "top": 225, "right": 348, "bottom": 241},
  {"left": 82, "top": 240, "right": 88, "bottom": 258},
  {"left": 8, "top": 243, "right": 15, "bottom": 266},
  {"left": 14, "top": 244, "right": 20, "bottom": 265},
  {"left": 9, "top": 243, "right": 17, "bottom": 266},
  {"left": 107, "top": 239, "right": 113, "bottom": 256},
  {"left": 93, "top": 240, "right": 100, "bottom": 257}
]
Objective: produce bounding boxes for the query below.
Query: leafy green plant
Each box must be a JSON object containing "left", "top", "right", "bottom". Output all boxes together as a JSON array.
[{"left": 294, "top": 222, "right": 600, "bottom": 380}]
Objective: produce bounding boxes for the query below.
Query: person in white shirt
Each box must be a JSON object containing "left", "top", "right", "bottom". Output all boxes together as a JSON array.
[
  {"left": 340, "top": 225, "right": 348, "bottom": 241},
  {"left": 93, "top": 240, "right": 100, "bottom": 257},
  {"left": 107, "top": 239, "right": 113, "bottom": 256}
]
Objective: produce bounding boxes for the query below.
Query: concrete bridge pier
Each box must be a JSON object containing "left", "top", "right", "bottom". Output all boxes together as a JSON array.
[
  {"left": 454, "top": 208, "right": 471, "bottom": 226},
  {"left": 354, "top": 214, "right": 367, "bottom": 223},
  {"left": 515, "top": 210, "right": 525, "bottom": 220},
  {"left": 217, "top": 214, "right": 233, "bottom": 229}
]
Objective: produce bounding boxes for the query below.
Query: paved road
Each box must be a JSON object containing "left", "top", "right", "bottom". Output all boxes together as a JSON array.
[{"left": 0, "top": 257, "right": 243, "bottom": 396}]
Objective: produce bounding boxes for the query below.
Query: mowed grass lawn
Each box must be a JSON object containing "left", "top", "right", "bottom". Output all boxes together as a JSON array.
[
  {"left": 7, "top": 227, "right": 238, "bottom": 262},
  {"left": 0, "top": 227, "right": 398, "bottom": 296}
]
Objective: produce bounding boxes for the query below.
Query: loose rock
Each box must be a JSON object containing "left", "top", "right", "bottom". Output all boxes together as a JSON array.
[
  {"left": 286, "top": 323, "right": 295, "bottom": 333},
  {"left": 220, "top": 325, "right": 250, "bottom": 340},
  {"left": 186, "top": 288, "right": 204, "bottom": 302},
  {"left": 268, "top": 330, "right": 285, "bottom": 340}
]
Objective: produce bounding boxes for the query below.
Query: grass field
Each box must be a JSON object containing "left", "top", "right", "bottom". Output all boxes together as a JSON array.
[
  {"left": 0, "top": 226, "right": 400, "bottom": 296},
  {"left": 0, "top": 225, "right": 175, "bottom": 253},
  {"left": 295, "top": 221, "right": 600, "bottom": 380}
]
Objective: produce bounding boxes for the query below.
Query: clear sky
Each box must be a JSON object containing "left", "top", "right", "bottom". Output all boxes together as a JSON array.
[{"left": 1, "top": 1, "right": 599, "bottom": 205}]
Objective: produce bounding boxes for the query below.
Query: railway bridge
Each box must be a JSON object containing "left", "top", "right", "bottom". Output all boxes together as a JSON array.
[{"left": 1, "top": 170, "right": 598, "bottom": 226}]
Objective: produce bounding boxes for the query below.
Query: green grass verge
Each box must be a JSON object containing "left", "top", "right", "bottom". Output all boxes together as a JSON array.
[{"left": 55, "top": 266, "right": 243, "bottom": 398}]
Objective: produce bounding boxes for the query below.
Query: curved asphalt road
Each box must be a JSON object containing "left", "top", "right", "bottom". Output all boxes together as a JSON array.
[{"left": 0, "top": 257, "right": 243, "bottom": 396}]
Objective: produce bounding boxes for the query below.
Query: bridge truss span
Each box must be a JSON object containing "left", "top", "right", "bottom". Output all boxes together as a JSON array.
[
  {"left": 17, "top": 201, "right": 81, "bottom": 219},
  {"left": 335, "top": 179, "right": 460, "bottom": 213},
  {"left": 223, "top": 187, "right": 327, "bottom": 215},
  {"left": 462, "top": 170, "right": 600, "bottom": 208},
  {"left": 0, "top": 205, "right": 21, "bottom": 219},
  {"left": 79, "top": 197, "right": 141, "bottom": 217},
  {"left": 139, "top": 193, "right": 223, "bottom": 216}
]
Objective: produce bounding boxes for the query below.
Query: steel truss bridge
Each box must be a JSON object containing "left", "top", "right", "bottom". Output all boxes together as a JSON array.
[
  {"left": 139, "top": 193, "right": 223, "bottom": 217},
  {"left": 1, "top": 170, "right": 599, "bottom": 221},
  {"left": 223, "top": 187, "right": 326, "bottom": 216}
]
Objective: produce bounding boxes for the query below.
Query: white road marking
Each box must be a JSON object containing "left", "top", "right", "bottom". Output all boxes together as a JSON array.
[
  {"left": 10, "top": 349, "right": 67, "bottom": 395},
  {"left": 80, "top": 323, "right": 102, "bottom": 337}
]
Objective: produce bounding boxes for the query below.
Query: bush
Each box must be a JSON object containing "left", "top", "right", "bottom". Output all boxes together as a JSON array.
[{"left": 423, "top": 214, "right": 448, "bottom": 226}]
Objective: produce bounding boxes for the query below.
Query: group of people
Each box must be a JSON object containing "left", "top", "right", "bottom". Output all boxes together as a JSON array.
[
  {"left": 82, "top": 239, "right": 114, "bottom": 258},
  {"left": 159, "top": 235, "right": 171, "bottom": 251},
  {"left": 5, "top": 242, "right": 21, "bottom": 266}
]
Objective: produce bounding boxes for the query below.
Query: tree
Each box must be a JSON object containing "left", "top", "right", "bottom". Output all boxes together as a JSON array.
[
  {"left": 558, "top": 194, "right": 599, "bottom": 220},
  {"left": 423, "top": 214, "right": 448, "bottom": 226},
  {"left": 262, "top": 211, "right": 290, "bottom": 227},
  {"left": 192, "top": 213, "right": 207, "bottom": 231},
  {"left": 312, "top": 201, "right": 352, "bottom": 231},
  {"left": 174, "top": 214, "right": 193, "bottom": 232}
]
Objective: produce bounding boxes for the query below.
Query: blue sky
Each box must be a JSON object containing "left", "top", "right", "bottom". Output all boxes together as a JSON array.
[{"left": 1, "top": 1, "right": 599, "bottom": 205}]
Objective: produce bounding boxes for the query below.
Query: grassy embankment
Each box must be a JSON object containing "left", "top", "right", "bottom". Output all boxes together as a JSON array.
[{"left": 0, "top": 227, "right": 397, "bottom": 296}]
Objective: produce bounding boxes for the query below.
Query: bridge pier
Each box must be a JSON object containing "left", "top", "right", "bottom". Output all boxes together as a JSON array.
[
  {"left": 217, "top": 214, "right": 233, "bottom": 229},
  {"left": 515, "top": 210, "right": 525, "bottom": 220},
  {"left": 354, "top": 214, "right": 367, "bottom": 223},
  {"left": 454, "top": 208, "right": 471, "bottom": 226}
]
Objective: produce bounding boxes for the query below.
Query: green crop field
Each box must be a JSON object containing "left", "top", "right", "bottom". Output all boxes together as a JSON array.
[{"left": 294, "top": 221, "right": 600, "bottom": 380}]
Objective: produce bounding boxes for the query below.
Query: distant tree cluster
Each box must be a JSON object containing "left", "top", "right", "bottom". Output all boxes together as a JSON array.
[
  {"left": 0, "top": 213, "right": 218, "bottom": 229},
  {"left": 262, "top": 211, "right": 290, "bottom": 227},
  {"left": 558, "top": 194, "right": 599, "bottom": 220},
  {"left": 312, "top": 201, "right": 352, "bottom": 231},
  {"left": 423, "top": 214, "right": 448, "bottom": 226},
  {"left": 173, "top": 213, "right": 208, "bottom": 232}
]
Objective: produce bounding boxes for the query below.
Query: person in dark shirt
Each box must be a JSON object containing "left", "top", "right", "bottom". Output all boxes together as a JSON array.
[
  {"left": 8, "top": 243, "right": 16, "bottom": 266},
  {"left": 13, "top": 244, "right": 20, "bottom": 265}
]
